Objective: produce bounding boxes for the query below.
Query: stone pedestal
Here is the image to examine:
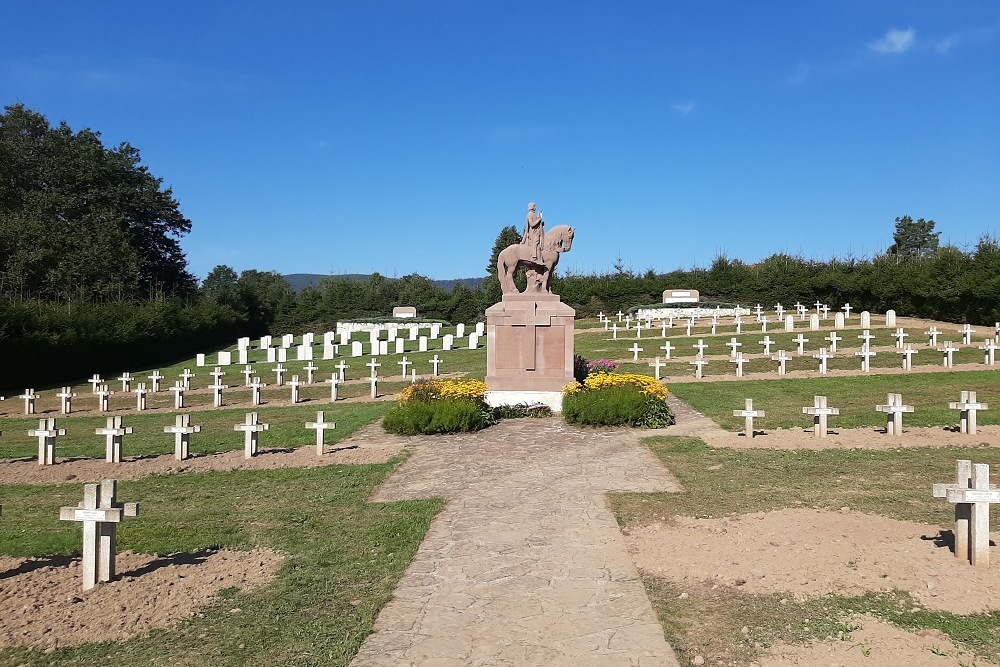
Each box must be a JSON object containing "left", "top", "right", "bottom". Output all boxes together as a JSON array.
[{"left": 485, "top": 293, "right": 575, "bottom": 410}]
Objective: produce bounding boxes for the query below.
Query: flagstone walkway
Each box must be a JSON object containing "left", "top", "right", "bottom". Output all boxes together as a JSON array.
[{"left": 347, "top": 417, "right": 683, "bottom": 667}]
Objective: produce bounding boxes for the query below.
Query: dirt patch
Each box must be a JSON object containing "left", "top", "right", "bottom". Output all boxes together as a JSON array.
[
  {"left": 626, "top": 508, "right": 999, "bottom": 615},
  {"left": 0, "top": 547, "right": 283, "bottom": 650},
  {"left": 0, "top": 422, "right": 405, "bottom": 485},
  {"left": 757, "top": 614, "right": 996, "bottom": 666}
]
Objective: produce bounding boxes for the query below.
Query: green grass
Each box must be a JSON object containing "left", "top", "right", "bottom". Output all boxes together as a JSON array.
[
  {"left": 610, "top": 436, "right": 1000, "bottom": 665},
  {"left": 0, "top": 402, "right": 390, "bottom": 460},
  {"left": 0, "top": 464, "right": 441, "bottom": 667},
  {"left": 669, "top": 371, "right": 1000, "bottom": 431}
]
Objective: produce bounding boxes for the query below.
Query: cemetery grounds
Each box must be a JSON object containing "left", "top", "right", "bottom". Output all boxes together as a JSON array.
[{"left": 1, "top": 314, "right": 1000, "bottom": 665}]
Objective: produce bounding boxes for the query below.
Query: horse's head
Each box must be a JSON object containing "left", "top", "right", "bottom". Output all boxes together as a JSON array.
[{"left": 548, "top": 225, "right": 575, "bottom": 252}]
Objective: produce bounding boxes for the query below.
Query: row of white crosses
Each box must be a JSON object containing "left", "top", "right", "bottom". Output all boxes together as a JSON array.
[
  {"left": 20, "top": 407, "right": 353, "bottom": 466},
  {"left": 15, "top": 353, "right": 451, "bottom": 416},
  {"left": 731, "top": 391, "right": 989, "bottom": 439}
]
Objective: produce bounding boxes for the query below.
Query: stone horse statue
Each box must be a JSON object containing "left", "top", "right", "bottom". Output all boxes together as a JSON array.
[{"left": 497, "top": 224, "right": 575, "bottom": 295}]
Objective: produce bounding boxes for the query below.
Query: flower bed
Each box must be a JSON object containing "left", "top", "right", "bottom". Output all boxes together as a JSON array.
[{"left": 562, "top": 372, "right": 674, "bottom": 428}]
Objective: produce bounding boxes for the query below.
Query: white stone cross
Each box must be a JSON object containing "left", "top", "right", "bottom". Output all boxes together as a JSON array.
[
  {"left": 813, "top": 347, "right": 833, "bottom": 374},
  {"left": 235, "top": 412, "right": 269, "bottom": 458},
  {"left": 842, "top": 303, "right": 852, "bottom": 318},
  {"left": 961, "top": 324, "right": 975, "bottom": 345},
  {"left": 335, "top": 360, "right": 349, "bottom": 381},
  {"left": 57, "top": 386, "right": 77, "bottom": 414},
  {"left": 95, "top": 384, "right": 113, "bottom": 412},
  {"left": 59, "top": 479, "right": 139, "bottom": 590},
  {"left": 940, "top": 462, "right": 998, "bottom": 566},
  {"left": 689, "top": 357, "right": 708, "bottom": 380},
  {"left": 659, "top": 341, "right": 675, "bottom": 360},
  {"left": 164, "top": 414, "right": 201, "bottom": 460},
  {"left": 710, "top": 321, "right": 717, "bottom": 336},
  {"left": 88, "top": 374, "right": 103, "bottom": 394},
  {"left": 731, "top": 353, "right": 748, "bottom": 377},
  {"left": 734, "top": 320, "right": 742, "bottom": 335},
  {"left": 303, "top": 362, "right": 318, "bottom": 384},
  {"left": 306, "top": 410, "right": 336, "bottom": 456},
  {"left": 793, "top": 334, "right": 809, "bottom": 355},
  {"left": 326, "top": 375, "right": 340, "bottom": 402},
  {"left": 734, "top": 398, "right": 765, "bottom": 438},
  {"left": 803, "top": 396, "right": 839, "bottom": 438},
  {"left": 981, "top": 340, "right": 999, "bottom": 366},
  {"left": 775, "top": 303, "right": 785, "bottom": 319},
  {"left": 612, "top": 323, "right": 618, "bottom": 339},
  {"left": 210, "top": 366, "right": 226, "bottom": 385},
  {"left": 147, "top": 370, "right": 163, "bottom": 393},
  {"left": 20, "top": 388, "right": 37, "bottom": 415},
  {"left": 753, "top": 304, "right": 764, "bottom": 319},
  {"left": 927, "top": 326, "right": 941, "bottom": 346},
  {"left": 169, "top": 381, "right": 186, "bottom": 409},
  {"left": 616, "top": 311, "right": 624, "bottom": 322},
  {"left": 875, "top": 393, "right": 913, "bottom": 436},
  {"left": 119, "top": 373, "right": 133, "bottom": 393},
  {"left": 179, "top": 368, "right": 195, "bottom": 390},
  {"left": 398, "top": 356, "right": 412, "bottom": 378},
  {"left": 899, "top": 343, "right": 918, "bottom": 370},
  {"left": 893, "top": 328, "right": 908, "bottom": 348},
  {"left": 209, "top": 380, "right": 226, "bottom": 408},
  {"left": 932, "top": 460, "right": 974, "bottom": 563},
  {"left": 825, "top": 331, "right": 842, "bottom": 353},
  {"left": 250, "top": 377, "right": 267, "bottom": 406},
  {"left": 940, "top": 341, "right": 959, "bottom": 368},
  {"left": 97, "top": 416, "right": 134, "bottom": 462},
  {"left": 366, "top": 357, "right": 381, "bottom": 378},
  {"left": 726, "top": 338, "right": 742, "bottom": 358},
  {"left": 242, "top": 364, "right": 255, "bottom": 386},
  {"left": 635, "top": 322, "right": 642, "bottom": 339},
  {"left": 772, "top": 350, "right": 791, "bottom": 375},
  {"left": 685, "top": 320, "right": 694, "bottom": 336},
  {"left": 628, "top": 343, "right": 643, "bottom": 361},
  {"left": 858, "top": 329, "right": 875, "bottom": 348},
  {"left": 430, "top": 354, "right": 443, "bottom": 377},
  {"left": 134, "top": 383, "right": 149, "bottom": 411},
  {"left": 289, "top": 375, "right": 302, "bottom": 403},
  {"left": 369, "top": 374, "right": 379, "bottom": 399},
  {"left": 649, "top": 357, "right": 665, "bottom": 381},
  {"left": 29, "top": 417, "right": 66, "bottom": 465},
  {"left": 273, "top": 363, "right": 286, "bottom": 386},
  {"left": 855, "top": 345, "right": 876, "bottom": 372},
  {"left": 759, "top": 335, "right": 774, "bottom": 355},
  {"left": 950, "top": 391, "right": 989, "bottom": 435},
  {"left": 760, "top": 317, "right": 768, "bottom": 333},
  {"left": 814, "top": 300, "right": 823, "bottom": 315},
  {"left": 693, "top": 339, "right": 708, "bottom": 356},
  {"left": 820, "top": 304, "right": 830, "bottom": 319}
]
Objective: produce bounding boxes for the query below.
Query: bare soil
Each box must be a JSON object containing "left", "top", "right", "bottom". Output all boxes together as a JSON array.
[
  {"left": 626, "top": 508, "right": 999, "bottom": 615},
  {"left": 757, "top": 615, "right": 995, "bottom": 666},
  {"left": 0, "top": 548, "right": 283, "bottom": 650}
]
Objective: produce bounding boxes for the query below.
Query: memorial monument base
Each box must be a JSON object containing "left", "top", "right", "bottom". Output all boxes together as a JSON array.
[
  {"left": 484, "top": 390, "right": 564, "bottom": 413},
  {"left": 485, "top": 292, "right": 575, "bottom": 408}
]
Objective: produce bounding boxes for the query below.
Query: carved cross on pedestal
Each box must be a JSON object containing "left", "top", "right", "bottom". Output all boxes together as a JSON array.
[{"left": 507, "top": 305, "right": 555, "bottom": 371}]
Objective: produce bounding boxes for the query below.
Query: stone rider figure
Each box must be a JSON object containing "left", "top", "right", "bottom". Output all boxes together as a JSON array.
[{"left": 522, "top": 202, "right": 545, "bottom": 262}]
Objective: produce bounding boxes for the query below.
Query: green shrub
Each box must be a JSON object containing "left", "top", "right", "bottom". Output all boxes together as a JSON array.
[
  {"left": 563, "top": 385, "right": 675, "bottom": 428},
  {"left": 383, "top": 397, "right": 496, "bottom": 435},
  {"left": 492, "top": 403, "right": 554, "bottom": 419}
]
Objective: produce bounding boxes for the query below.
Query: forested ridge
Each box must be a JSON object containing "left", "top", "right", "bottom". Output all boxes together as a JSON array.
[{"left": 2, "top": 104, "right": 998, "bottom": 389}]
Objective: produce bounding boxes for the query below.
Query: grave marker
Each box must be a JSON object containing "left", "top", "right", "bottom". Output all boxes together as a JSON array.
[
  {"left": 826, "top": 331, "right": 842, "bottom": 353},
  {"left": 885, "top": 309, "right": 897, "bottom": 327},
  {"left": 234, "top": 412, "right": 269, "bottom": 458},
  {"left": 273, "top": 364, "right": 286, "bottom": 386},
  {"left": 802, "top": 396, "right": 839, "bottom": 438},
  {"left": 20, "top": 388, "right": 37, "bottom": 414},
  {"left": 875, "top": 393, "right": 913, "bottom": 436},
  {"left": 97, "top": 416, "right": 133, "bottom": 462},
  {"left": 949, "top": 391, "right": 989, "bottom": 435},
  {"left": 335, "top": 360, "right": 349, "bottom": 381},
  {"left": 813, "top": 347, "right": 833, "bottom": 374},
  {"left": 628, "top": 343, "right": 643, "bottom": 361},
  {"left": 369, "top": 374, "right": 379, "bottom": 399},
  {"left": 860, "top": 311, "right": 871, "bottom": 328},
  {"left": 147, "top": 370, "right": 163, "bottom": 393},
  {"left": 289, "top": 375, "right": 301, "bottom": 403},
  {"left": 164, "top": 414, "right": 201, "bottom": 461},
  {"left": 693, "top": 339, "right": 708, "bottom": 356},
  {"left": 430, "top": 354, "right": 443, "bottom": 377},
  {"left": 119, "top": 373, "right": 133, "bottom": 393},
  {"left": 179, "top": 369, "right": 195, "bottom": 390},
  {"left": 250, "top": 377, "right": 266, "bottom": 406},
  {"left": 855, "top": 344, "right": 876, "bottom": 372},
  {"left": 759, "top": 335, "right": 775, "bottom": 355},
  {"left": 29, "top": 417, "right": 66, "bottom": 465},
  {"left": 419, "top": 336, "right": 429, "bottom": 352},
  {"left": 169, "top": 381, "right": 186, "bottom": 409},
  {"left": 57, "top": 386, "right": 77, "bottom": 414},
  {"left": 899, "top": 343, "right": 918, "bottom": 370},
  {"left": 726, "top": 338, "right": 742, "bottom": 358},
  {"left": 981, "top": 340, "right": 999, "bottom": 366},
  {"left": 689, "top": 356, "right": 708, "bottom": 379},
  {"left": 95, "top": 385, "right": 113, "bottom": 412},
  {"left": 961, "top": 324, "right": 975, "bottom": 345},
  {"left": 809, "top": 314, "right": 820, "bottom": 331},
  {"left": 858, "top": 329, "right": 875, "bottom": 348},
  {"left": 398, "top": 356, "right": 412, "bottom": 378},
  {"left": 89, "top": 374, "right": 103, "bottom": 394},
  {"left": 927, "top": 326, "right": 941, "bottom": 346},
  {"left": 59, "top": 480, "right": 139, "bottom": 590},
  {"left": 784, "top": 314, "right": 794, "bottom": 332},
  {"left": 731, "top": 353, "right": 748, "bottom": 377},
  {"left": 649, "top": 357, "right": 665, "bottom": 381},
  {"left": 941, "top": 463, "right": 997, "bottom": 566},
  {"left": 134, "top": 383, "right": 149, "bottom": 411},
  {"left": 772, "top": 350, "right": 791, "bottom": 375},
  {"left": 893, "top": 327, "right": 908, "bottom": 348},
  {"left": 793, "top": 334, "right": 809, "bottom": 355},
  {"left": 834, "top": 312, "right": 845, "bottom": 330},
  {"left": 659, "top": 341, "right": 675, "bottom": 359},
  {"left": 242, "top": 365, "right": 255, "bottom": 387},
  {"left": 733, "top": 398, "right": 765, "bottom": 438},
  {"left": 303, "top": 362, "right": 318, "bottom": 384},
  {"left": 306, "top": 411, "right": 336, "bottom": 456},
  {"left": 940, "top": 341, "right": 959, "bottom": 368}
]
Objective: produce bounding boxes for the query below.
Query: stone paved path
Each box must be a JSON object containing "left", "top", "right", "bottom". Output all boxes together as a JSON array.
[{"left": 348, "top": 418, "right": 682, "bottom": 666}]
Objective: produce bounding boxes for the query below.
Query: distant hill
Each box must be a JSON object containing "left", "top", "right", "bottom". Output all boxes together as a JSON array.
[{"left": 283, "top": 273, "right": 485, "bottom": 293}]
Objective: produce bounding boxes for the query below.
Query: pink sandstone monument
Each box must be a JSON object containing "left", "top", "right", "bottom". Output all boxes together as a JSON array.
[{"left": 485, "top": 203, "right": 576, "bottom": 411}]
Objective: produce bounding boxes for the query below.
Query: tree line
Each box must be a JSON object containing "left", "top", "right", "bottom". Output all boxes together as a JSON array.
[{"left": 1, "top": 104, "right": 997, "bottom": 389}]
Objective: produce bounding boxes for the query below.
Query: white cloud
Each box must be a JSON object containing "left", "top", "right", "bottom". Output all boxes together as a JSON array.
[
  {"left": 671, "top": 100, "right": 695, "bottom": 116},
  {"left": 869, "top": 28, "right": 916, "bottom": 54}
]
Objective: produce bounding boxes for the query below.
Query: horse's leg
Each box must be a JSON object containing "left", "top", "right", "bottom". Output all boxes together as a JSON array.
[{"left": 498, "top": 249, "right": 516, "bottom": 293}]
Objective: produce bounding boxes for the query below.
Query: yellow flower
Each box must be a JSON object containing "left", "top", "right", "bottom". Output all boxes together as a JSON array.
[
  {"left": 579, "top": 372, "right": 669, "bottom": 400},
  {"left": 562, "top": 381, "right": 583, "bottom": 394}
]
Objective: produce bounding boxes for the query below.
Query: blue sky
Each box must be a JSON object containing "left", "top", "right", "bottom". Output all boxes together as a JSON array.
[{"left": 2, "top": 2, "right": 998, "bottom": 281}]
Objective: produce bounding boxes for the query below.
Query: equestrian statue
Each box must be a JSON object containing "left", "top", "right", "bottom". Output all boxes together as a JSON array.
[{"left": 496, "top": 203, "right": 575, "bottom": 295}]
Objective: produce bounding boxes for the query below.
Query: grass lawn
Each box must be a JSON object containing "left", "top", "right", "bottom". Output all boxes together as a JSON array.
[
  {"left": 669, "top": 370, "right": 1000, "bottom": 431},
  {"left": 0, "top": 463, "right": 441, "bottom": 667},
  {"left": 610, "top": 436, "right": 1000, "bottom": 666}
]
